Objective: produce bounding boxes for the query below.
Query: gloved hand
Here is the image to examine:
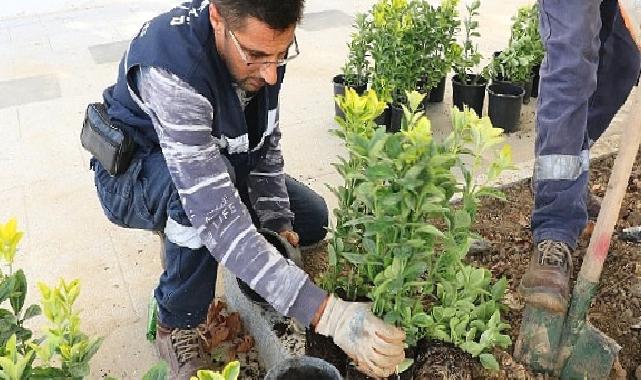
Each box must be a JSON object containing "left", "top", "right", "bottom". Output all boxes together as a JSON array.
[{"left": 315, "top": 295, "right": 405, "bottom": 378}]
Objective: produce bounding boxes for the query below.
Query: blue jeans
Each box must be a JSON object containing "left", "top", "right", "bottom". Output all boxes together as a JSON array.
[
  {"left": 92, "top": 149, "right": 328, "bottom": 327},
  {"left": 533, "top": 0, "right": 640, "bottom": 248}
]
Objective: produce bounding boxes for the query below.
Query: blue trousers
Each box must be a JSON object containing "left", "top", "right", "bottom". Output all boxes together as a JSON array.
[
  {"left": 92, "top": 150, "right": 328, "bottom": 328},
  {"left": 533, "top": 0, "right": 640, "bottom": 248}
]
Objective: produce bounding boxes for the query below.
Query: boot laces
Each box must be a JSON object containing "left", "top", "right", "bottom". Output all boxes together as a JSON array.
[
  {"left": 170, "top": 326, "right": 206, "bottom": 365},
  {"left": 537, "top": 240, "right": 571, "bottom": 269}
]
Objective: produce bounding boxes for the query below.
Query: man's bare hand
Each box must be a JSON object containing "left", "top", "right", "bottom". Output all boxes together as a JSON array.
[{"left": 279, "top": 230, "right": 299, "bottom": 247}]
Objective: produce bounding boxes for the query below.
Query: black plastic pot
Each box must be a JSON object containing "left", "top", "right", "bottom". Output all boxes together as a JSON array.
[
  {"left": 387, "top": 103, "right": 403, "bottom": 133},
  {"left": 531, "top": 63, "right": 541, "bottom": 98},
  {"left": 345, "top": 363, "right": 414, "bottom": 380},
  {"left": 374, "top": 106, "right": 389, "bottom": 127},
  {"left": 333, "top": 74, "right": 367, "bottom": 119},
  {"left": 428, "top": 76, "right": 446, "bottom": 103},
  {"left": 266, "top": 357, "right": 343, "bottom": 380},
  {"left": 415, "top": 79, "right": 432, "bottom": 111},
  {"left": 452, "top": 74, "right": 487, "bottom": 117},
  {"left": 521, "top": 75, "right": 533, "bottom": 105},
  {"left": 305, "top": 329, "right": 348, "bottom": 375},
  {"left": 493, "top": 75, "right": 533, "bottom": 105},
  {"left": 237, "top": 229, "right": 302, "bottom": 306},
  {"left": 488, "top": 82, "right": 525, "bottom": 133}
]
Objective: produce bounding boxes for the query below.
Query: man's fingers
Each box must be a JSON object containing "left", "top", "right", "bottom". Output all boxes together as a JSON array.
[
  {"left": 374, "top": 324, "right": 405, "bottom": 344},
  {"left": 357, "top": 356, "right": 394, "bottom": 379},
  {"left": 372, "top": 340, "right": 405, "bottom": 358}
]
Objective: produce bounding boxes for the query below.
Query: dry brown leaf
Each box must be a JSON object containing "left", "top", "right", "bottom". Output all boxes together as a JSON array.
[
  {"left": 226, "top": 312, "right": 242, "bottom": 337},
  {"left": 210, "top": 326, "right": 230, "bottom": 347},
  {"left": 227, "top": 345, "right": 238, "bottom": 362},
  {"left": 236, "top": 335, "right": 254, "bottom": 353}
]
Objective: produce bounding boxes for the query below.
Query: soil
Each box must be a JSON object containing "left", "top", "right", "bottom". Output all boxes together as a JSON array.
[
  {"left": 302, "top": 152, "right": 641, "bottom": 379},
  {"left": 470, "top": 151, "right": 641, "bottom": 379}
]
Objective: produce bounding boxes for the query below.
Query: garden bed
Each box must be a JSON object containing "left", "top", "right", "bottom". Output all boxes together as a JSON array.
[{"left": 302, "top": 151, "right": 641, "bottom": 379}]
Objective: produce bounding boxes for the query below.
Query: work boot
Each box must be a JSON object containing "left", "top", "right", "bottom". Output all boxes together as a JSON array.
[
  {"left": 520, "top": 240, "right": 573, "bottom": 312},
  {"left": 156, "top": 322, "right": 211, "bottom": 379}
]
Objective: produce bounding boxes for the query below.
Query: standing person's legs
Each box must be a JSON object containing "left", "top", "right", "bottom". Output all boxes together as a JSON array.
[
  {"left": 522, "top": 0, "right": 602, "bottom": 312},
  {"left": 587, "top": 1, "right": 641, "bottom": 143},
  {"left": 531, "top": 0, "right": 602, "bottom": 248}
]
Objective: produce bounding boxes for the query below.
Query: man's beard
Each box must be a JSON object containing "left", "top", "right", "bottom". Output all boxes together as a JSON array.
[{"left": 236, "top": 76, "right": 267, "bottom": 92}]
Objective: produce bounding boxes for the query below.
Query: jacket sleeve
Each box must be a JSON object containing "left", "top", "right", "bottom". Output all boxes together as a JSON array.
[
  {"left": 133, "top": 65, "right": 326, "bottom": 325},
  {"left": 247, "top": 108, "right": 295, "bottom": 233}
]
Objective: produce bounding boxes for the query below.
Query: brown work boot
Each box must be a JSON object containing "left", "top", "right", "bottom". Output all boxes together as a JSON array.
[
  {"left": 156, "top": 322, "right": 211, "bottom": 379},
  {"left": 520, "top": 240, "right": 573, "bottom": 312}
]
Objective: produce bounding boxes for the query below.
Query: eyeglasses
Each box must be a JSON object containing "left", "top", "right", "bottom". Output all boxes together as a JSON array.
[{"left": 227, "top": 28, "right": 300, "bottom": 67}]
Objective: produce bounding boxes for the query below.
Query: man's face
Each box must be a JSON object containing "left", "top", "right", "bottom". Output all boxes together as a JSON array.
[{"left": 209, "top": 5, "right": 296, "bottom": 93}]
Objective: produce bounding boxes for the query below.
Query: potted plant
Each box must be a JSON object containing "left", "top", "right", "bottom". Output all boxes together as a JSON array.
[
  {"left": 508, "top": 4, "right": 544, "bottom": 100},
  {"left": 451, "top": 0, "right": 486, "bottom": 117},
  {"left": 310, "top": 89, "right": 514, "bottom": 378},
  {"left": 334, "top": 14, "right": 371, "bottom": 118},
  {"left": 509, "top": 4, "right": 544, "bottom": 98},
  {"left": 417, "top": 0, "right": 460, "bottom": 104},
  {"left": 368, "top": 0, "right": 425, "bottom": 132},
  {"left": 487, "top": 4, "right": 542, "bottom": 105}
]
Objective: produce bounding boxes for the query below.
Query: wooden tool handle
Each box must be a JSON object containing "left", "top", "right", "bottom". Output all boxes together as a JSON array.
[{"left": 580, "top": 87, "right": 641, "bottom": 283}]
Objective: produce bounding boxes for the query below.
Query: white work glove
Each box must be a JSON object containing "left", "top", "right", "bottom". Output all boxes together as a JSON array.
[{"left": 315, "top": 295, "right": 406, "bottom": 378}]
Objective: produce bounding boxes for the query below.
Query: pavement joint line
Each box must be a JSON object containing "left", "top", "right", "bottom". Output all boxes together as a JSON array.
[
  {"left": 16, "top": 108, "right": 22, "bottom": 140},
  {"left": 107, "top": 228, "right": 142, "bottom": 320}
]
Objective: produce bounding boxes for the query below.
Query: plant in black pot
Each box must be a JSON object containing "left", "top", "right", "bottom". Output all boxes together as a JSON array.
[
  {"left": 451, "top": 0, "right": 486, "bottom": 117},
  {"left": 334, "top": 14, "right": 371, "bottom": 118},
  {"left": 368, "top": 0, "right": 425, "bottom": 132},
  {"left": 483, "top": 38, "right": 533, "bottom": 132},
  {"left": 419, "top": 0, "right": 460, "bottom": 104},
  {"left": 508, "top": 4, "right": 544, "bottom": 100},
  {"left": 510, "top": 4, "right": 544, "bottom": 98},
  {"left": 313, "top": 89, "right": 515, "bottom": 378}
]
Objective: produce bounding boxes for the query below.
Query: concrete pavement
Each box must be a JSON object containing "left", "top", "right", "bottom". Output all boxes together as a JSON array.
[{"left": 0, "top": 0, "right": 632, "bottom": 377}]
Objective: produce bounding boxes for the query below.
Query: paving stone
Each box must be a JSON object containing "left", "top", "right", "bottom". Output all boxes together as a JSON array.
[
  {"left": 300, "top": 9, "right": 353, "bottom": 31},
  {"left": 88, "top": 40, "right": 129, "bottom": 64},
  {"left": 0, "top": 74, "right": 61, "bottom": 109}
]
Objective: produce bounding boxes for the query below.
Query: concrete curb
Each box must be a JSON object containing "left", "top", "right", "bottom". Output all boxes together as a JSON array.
[{"left": 222, "top": 268, "right": 306, "bottom": 371}]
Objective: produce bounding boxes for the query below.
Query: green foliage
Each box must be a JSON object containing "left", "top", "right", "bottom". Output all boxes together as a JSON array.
[
  {"left": 452, "top": 0, "right": 483, "bottom": 84},
  {"left": 0, "top": 218, "right": 103, "bottom": 380},
  {"left": 323, "top": 89, "right": 514, "bottom": 369},
  {"left": 33, "top": 279, "right": 104, "bottom": 378},
  {"left": 141, "top": 361, "right": 169, "bottom": 380},
  {"left": 341, "top": 0, "right": 461, "bottom": 102},
  {"left": 484, "top": 4, "right": 543, "bottom": 83},
  {"left": 342, "top": 14, "right": 371, "bottom": 87},
  {"left": 190, "top": 361, "right": 240, "bottom": 380},
  {"left": 137, "top": 360, "right": 240, "bottom": 380},
  {"left": 368, "top": 0, "right": 423, "bottom": 104},
  {"left": 0, "top": 219, "right": 24, "bottom": 273},
  {"left": 510, "top": 4, "right": 544, "bottom": 65},
  {"left": 412, "top": 0, "right": 460, "bottom": 90}
]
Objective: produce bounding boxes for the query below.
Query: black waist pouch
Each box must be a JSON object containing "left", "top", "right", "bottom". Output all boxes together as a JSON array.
[{"left": 81, "top": 103, "right": 135, "bottom": 176}]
